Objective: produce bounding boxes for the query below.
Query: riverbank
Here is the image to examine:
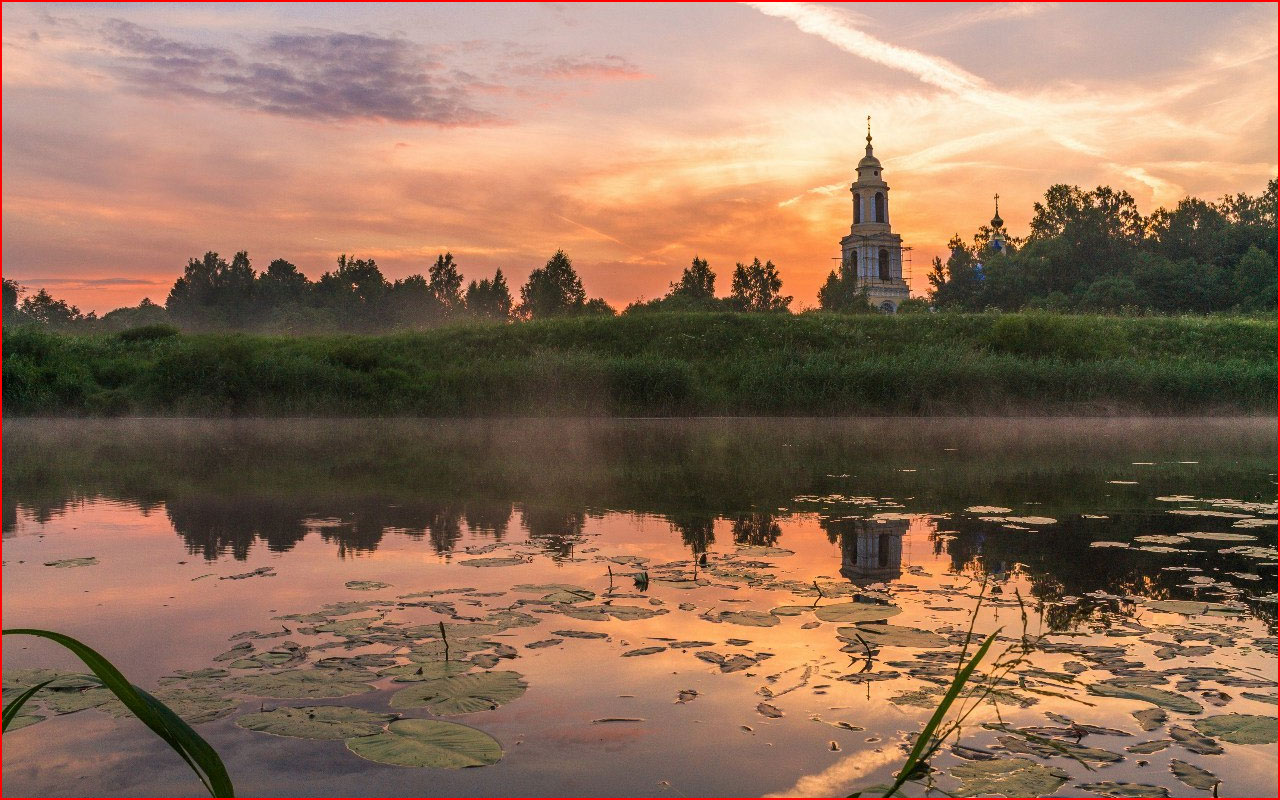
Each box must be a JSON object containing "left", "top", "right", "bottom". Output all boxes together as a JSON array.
[{"left": 3, "top": 312, "right": 1275, "bottom": 415}]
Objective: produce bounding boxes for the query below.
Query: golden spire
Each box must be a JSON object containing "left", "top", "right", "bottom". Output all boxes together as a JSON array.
[{"left": 866, "top": 115, "right": 872, "bottom": 146}]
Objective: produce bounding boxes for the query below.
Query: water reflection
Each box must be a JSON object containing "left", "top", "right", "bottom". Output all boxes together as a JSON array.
[{"left": 4, "top": 418, "right": 1275, "bottom": 623}]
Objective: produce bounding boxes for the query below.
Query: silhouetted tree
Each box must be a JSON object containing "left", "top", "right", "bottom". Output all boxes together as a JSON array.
[
  {"left": 20, "top": 288, "right": 88, "bottom": 329},
  {"left": 669, "top": 256, "right": 716, "bottom": 300},
  {"left": 817, "top": 261, "right": 872, "bottom": 313},
  {"left": 519, "top": 250, "right": 586, "bottom": 318},
  {"left": 465, "top": 269, "right": 513, "bottom": 320},
  {"left": 428, "top": 252, "right": 464, "bottom": 313},
  {"left": 166, "top": 250, "right": 256, "bottom": 328},
  {"left": 3, "top": 279, "right": 23, "bottom": 325},
  {"left": 730, "top": 258, "right": 790, "bottom": 312}
]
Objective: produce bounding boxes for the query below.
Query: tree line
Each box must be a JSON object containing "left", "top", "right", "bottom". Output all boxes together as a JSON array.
[
  {"left": 3, "top": 179, "right": 1275, "bottom": 333},
  {"left": 928, "top": 180, "right": 1277, "bottom": 312}
]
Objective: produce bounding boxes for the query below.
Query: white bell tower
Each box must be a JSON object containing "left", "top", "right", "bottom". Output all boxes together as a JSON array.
[{"left": 839, "top": 117, "right": 910, "bottom": 312}]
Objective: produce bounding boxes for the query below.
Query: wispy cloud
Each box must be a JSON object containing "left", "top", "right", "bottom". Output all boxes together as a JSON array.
[
  {"left": 903, "top": 2, "right": 1058, "bottom": 39},
  {"left": 99, "top": 20, "right": 502, "bottom": 125},
  {"left": 521, "top": 55, "right": 648, "bottom": 81}
]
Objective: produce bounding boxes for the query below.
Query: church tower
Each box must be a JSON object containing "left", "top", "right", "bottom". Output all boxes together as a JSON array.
[
  {"left": 839, "top": 118, "right": 910, "bottom": 312},
  {"left": 989, "top": 194, "right": 1008, "bottom": 254}
]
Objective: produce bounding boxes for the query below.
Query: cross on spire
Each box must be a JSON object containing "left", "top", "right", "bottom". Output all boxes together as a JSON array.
[{"left": 866, "top": 115, "right": 872, "bottom": 145}]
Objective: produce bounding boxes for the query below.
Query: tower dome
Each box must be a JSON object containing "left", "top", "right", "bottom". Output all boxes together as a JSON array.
[
  {"left": 858, "top": 117, "right": 881, "bottom": 168},
  {"left": 990, "top": 193, "right": 1004, "bottom": 229}
]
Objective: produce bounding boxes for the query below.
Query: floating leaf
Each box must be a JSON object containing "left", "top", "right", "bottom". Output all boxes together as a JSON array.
[
  {"left": 1075, "top": 782, "right": 1169, "bottom": 798},
  {"left": 622, "top": 647, "right": 665, "bottom": 657},
  {"left": 43, "top": 687, "right": 114, "bottom": 714},
  {"left": 3, "top": 669, "right": 100, "bottom": 691},
  {"left": 1169, "top": 725, "right": 1223, "bottom": 755},
  {"left": 1192, "top": 714, "right": 1278, "bottom": 744},
  {"left": 814, "top": 603, "right": 903, "bottom": 624},
  {"left": 1169, "top": 760, "right": 1220, "bottom": 791},
  {"left": 232, "top": 670, "right": 374, "bottom": 699},
  {"left": 1132, "top": 708, "right": 1168, "bottom": 732},
  {"left": 524, "top": 639, "right": 562, "bottom": 650},
  {"left": 390, "top": 671, "right": 527, "bottom": 715},
  {"left": 1125, "top": 739, "right": 1173, "bottom": 754},
  {"left": 712, "top": 610, "right": 780, "bottom": 627},
  {"left": 459, "top": 556, "right": 525, "bottom": 568},
  {"left": 551, "top": 630, "right": 608, "bottom": 640},
  {"left": 1144, "top": 600, "right": 1247, "bottom": 616},
  {"left": 379, "top": 662, "right": 474, "bottom": 682},
  {"left": 42, "top": 557, "right": 98, "bottom": 568},
  {"left": 236, "top": 706, "right": 396, "bottom": 739},
  {"left": 346, "top": 719, "right": 502, "bottom": 768},
  {"left": 949, "top": 758, "right": 1069, "bottom": 797},
  {"left": 769, "top": 606, "right": 812, "bottom": 617},
  {"left": 838, "top": 623, "right": 946, "bottom": 648},
  {"left": 756, "top": 702, "right": 783, "bottom": 719},
  {"left": 1087, "top": 681, "right": 1203, "bottom": 714},
  {"left": 345, "top": 581, "right": 390, "bottom": 591}
]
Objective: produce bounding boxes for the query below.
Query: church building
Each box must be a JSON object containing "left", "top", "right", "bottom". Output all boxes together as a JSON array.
[{"left": 839, "top": 119, "right": 911, "bottom": 312}]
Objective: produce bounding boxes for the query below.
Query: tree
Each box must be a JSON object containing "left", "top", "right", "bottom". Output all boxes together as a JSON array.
[
  {"left": 817, "top": 259, "right": 871, "bottom": 313},
  {"left": 166, "top": 250, "right": 257, "bottom": 328},
  {"left": 669, "top": 256, "right": 716, "bottom": 300},
  {"left": 926, "top": 235, "right": 984, "bottom": 310},
  {"left": 256, "top": 259, "right": 310, "bottom": 308},
  {"left": 3, "top": 279, "right": 22, "bottom": 325},
  {"left": 519, "top": 250, "right": 585, "bottom": 318},
  {"left": 730, "top": 258, "right": 791, "bottom": 312},
  {"left": 20, "top": 288, "right": 87, "bottom": 328},
  {"left": 1232, "top": 246, "right": 1277, "bottom": 310},
  {"left": 387, "top": 274, "right": 443, "bottom": 328},
  {"left": 100, "top": 298, "right": 170, "bottom": 331},
  {"left": 428, "top": 252, "right": 464, "bottom": 313},
  {"left": 465, "top": 269, "right": 514, "bottom": 320}
]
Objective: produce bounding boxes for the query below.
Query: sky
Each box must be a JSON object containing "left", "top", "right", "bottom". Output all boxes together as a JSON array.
[{"left": 3, "top": 2, "right": 1277, "bottom": 314}]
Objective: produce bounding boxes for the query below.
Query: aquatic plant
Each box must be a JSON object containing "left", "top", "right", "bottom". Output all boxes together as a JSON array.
[{"left": 2, "top": 628, "right": 234, "bottom": 797}]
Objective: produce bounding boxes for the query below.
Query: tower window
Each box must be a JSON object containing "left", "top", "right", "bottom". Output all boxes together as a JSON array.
[
  {"left": 853, "top": 193, "right": 861, "bottom": 224},
  {"left": 878, "top": 248, "right": 890, "bottom": 280},
  {"left": 874, "top": 192, "right": 886, "bottom": 223}
]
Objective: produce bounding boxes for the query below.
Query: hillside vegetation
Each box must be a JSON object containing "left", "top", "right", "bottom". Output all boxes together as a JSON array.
[{"left": 3, "top": 312, "right": 1275, "bottom": 416}]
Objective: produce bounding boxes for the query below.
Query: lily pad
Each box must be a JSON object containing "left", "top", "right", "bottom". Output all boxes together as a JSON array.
[
  {"left": 42, "top": 557, "right": 98, "bottom": 568},
  {"left": 5, "top": 714, "right": 44, "bottom": 730},
  {"left": 232, "top": 669, "right": 374, "bottom": 699},
  {"left": 838, "top": 623, "right": 947, "bottom": 648},
  {"left": 1169, "top": 760, "right": 1220, "bottom": 791},
  {"left": 1144, "top": 600, "right": 1247, "bottom": 616},
  {"left": 390, "top": 670, "right": 527, "bottom": 715},
  {"left": 236, "top": 706, "right": 397, "bottom": 739},
  {"left": 379, "top": 662, "right": 474, "bottom": 682},
  {"left": 1076, "top": 782, "right": 1169, "bottom": 798},
  {"left": 814, "top": 602, "right": 903, "bottom": 624},
  {"left": 1087, "top": 681, "right": 1203, "bottom": 714},
  {"left": 1132, "top": 708, "right": 1167, "bottom": 732},
  {"left": 459, "top": 556, "right": 525, "bottom": 568},
  {"left": 712, "top": 610, "right": 780, "bottom": 627},
  {"left": 346, "top": 719, "right": 502, "bottom": 768},
  {"left": 1192, "top": 714, "right": 1278, "bottom": 744},
  {"left": 949, "top": 758, "right": 1069, "bottom": 797},
  {"left": 756, "top": 702, "right": 783, "bottom": 718},
  {"left": 1169, "top": 725, "right": 1223, "bottom": 754},
  {"left": 345, "top": 580, "right": 390, "bottom": 591},
  {"left": 622, "top": 647, "right": 665, "bottom": 657}
]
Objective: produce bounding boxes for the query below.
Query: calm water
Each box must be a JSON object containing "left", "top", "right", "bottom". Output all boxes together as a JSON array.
[{"left": 2, "top": 418, "right": 1276, "bottom": 798}]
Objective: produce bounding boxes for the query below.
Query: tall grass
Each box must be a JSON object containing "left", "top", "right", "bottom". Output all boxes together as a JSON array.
[
  {"left": 2, "top": 628, "right": 234, "bottom": 797},
  {"left": 4, "top": 312, "right": 1275, "bottom": 416}
]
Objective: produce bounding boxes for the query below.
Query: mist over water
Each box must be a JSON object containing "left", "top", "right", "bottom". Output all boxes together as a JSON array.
[{"left": 3, "top": 418, "right": 1276, "bottom": 797}]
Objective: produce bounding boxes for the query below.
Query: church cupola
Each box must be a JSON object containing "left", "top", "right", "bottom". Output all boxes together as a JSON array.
[
  {"left": 989, "top": 193, "right": 1008, "bottom": 253},
  {"left": 850, "top": 116, "right": 889, "bottom": 228}
]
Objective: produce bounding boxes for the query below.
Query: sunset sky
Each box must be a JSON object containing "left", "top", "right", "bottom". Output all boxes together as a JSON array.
[{"left": 3, "top": 2, "right": 1277, "bottom": 313}]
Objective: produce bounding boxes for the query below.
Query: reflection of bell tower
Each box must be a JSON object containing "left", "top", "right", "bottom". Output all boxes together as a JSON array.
[{"left": 835, "top": 519, "right": 907, "bottom": 582}]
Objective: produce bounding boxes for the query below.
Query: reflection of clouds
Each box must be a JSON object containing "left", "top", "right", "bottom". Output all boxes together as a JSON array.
[{"left": 765, "top": 746, "right": 899, "bottom": 797}]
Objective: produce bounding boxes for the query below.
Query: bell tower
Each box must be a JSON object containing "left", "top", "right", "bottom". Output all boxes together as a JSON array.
[{"left": 839, "top": 117, "right": 910, "bottom": 312}]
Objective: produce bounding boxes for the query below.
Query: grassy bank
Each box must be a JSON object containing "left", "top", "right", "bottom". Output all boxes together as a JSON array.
[{"left": 3, "top": 312, "right": 1275, "bottom": 416}]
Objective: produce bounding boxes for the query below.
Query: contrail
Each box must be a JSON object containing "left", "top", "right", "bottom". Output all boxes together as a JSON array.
[
  {"left": 746, "top": 2, "right": 1099, "bottom": 156},
  {"left": 554, "top": 213, "right": 629, "bottom": 248}
]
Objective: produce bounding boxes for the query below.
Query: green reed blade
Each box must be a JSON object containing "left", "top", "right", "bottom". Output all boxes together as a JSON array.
[
  {"left": 2, "top": 678, "right": 55, "bottom": 732},
  {"left": 3, "top": 628, "right": 234, "bottom": 797},
  {"left": 880, "top": 629, "right": 998, "bottom": 798}
]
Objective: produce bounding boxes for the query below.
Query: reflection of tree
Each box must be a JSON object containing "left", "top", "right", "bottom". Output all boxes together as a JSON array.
[
  {"left": 669, "top": 513, "right": 716, "bottom": 555},
  {"left": 732, "top": 513, "right": 781, "bottom": 548},
  {"left": 167, "top": 497, "right": 308, "bottom": 561},
  {"left": 521, "top": 506, "right": 586, "bottom": 559},
  {"left": 464, "top": 502, "right": 512, "bottom": 540}
]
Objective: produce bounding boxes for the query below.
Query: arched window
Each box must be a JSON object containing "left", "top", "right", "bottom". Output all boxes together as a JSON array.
[
  {"left": 853, "top": 193, "right": 861, "bottom": 224},
  {"left": 874, "top": 192, "right": 886, "bottom": 223},
  {"left": 878, "top": 248, "right": 890, "bottom": 281}
]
